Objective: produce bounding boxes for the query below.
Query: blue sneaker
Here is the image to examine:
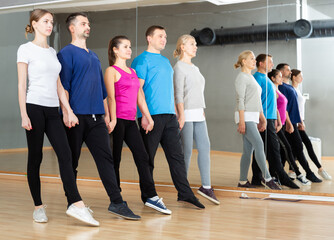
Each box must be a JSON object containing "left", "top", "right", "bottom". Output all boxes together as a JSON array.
[{"left": 145, "top": 198, "right": 172, "bottom": 215}]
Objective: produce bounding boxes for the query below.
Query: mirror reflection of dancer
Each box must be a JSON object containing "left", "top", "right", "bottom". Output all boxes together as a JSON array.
[
  {"left": 268, "top": 69, "right": 311, "bottom": 186},
  {"left": 131, "top": 26, "right": 205, "bottom": 209},
  {"left": 277, "top": 63, "right": 322, "bottom": 183},
  {"left": 58, "top": 13, "right": 140, "bottom": 220},
  {"left": 173, "top": 35, "right": 219, "bottom": 205},
  {"left": 234, "top": 50, "right": 281, "bottom": 190},
  {"left": 17, "top": 9, "right": 99, "bottom": 226},
  {"left": 250, "top": 54, "right": 299, "bottom": 189},
  {"left": 291, "top": 69, "right": 331, "bottom": 180},
  {"left": 104, "top": 35, "right": 171, "bottom": 214}
]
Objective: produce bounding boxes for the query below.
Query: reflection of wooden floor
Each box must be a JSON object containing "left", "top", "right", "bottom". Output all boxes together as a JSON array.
[
  {"left": 0, "top": 147, "right": 334, "bottom": 195},
  {"left": 1, "top": 174, "right": 334, "bottom": 240}
]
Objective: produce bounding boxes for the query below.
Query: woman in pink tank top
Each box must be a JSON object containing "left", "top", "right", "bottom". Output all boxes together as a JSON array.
[
  {"left": 104, "top": 36, "right": 171, "bottom": 215},
  {"left": 268, "top": 69, "right": 310, "bottom": 185}
]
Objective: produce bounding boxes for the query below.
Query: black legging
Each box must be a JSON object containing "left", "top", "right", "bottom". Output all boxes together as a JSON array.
[
  {"left": 298, "top": 129, "right": 322, "bottom": 169},
  {"left": 112, "top": 118, "right": 157, "bottom": 203},
  {"left": 277, "top": 127, "right": 302, "bottom": 176},
  {"left": 26, "top": 103, "right": 81, "bottom": 206},
  {"left": 284, "top": 124, "right": 314, "bottom": 175}
]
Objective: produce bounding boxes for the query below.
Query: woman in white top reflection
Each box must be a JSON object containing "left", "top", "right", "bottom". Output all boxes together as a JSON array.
[{"left": 291, "top": 69, "right": 331, "bottom": 180}]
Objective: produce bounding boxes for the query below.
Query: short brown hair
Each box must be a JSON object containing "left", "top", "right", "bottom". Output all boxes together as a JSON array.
[
  {"left": 65, "top": 12, "right": 88, "bottom": 32},
  {"left": 256, "top": 54, "right": 272, "bottom": 67},
  {"left": 145, "top": 25, "right": 165, "bottom": 38}
]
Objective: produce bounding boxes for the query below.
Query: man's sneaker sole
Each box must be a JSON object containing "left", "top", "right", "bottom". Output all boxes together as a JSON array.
[
  {"left": 66, "top": 210, "right": 100, "bottom": 227},
  {"left": 108, "top": 210, "right": 141, "bottom": 221},
  {"left": 197, "top": 189, "right": 220, "bottom": 205},
  {"left": 144, "top": 202, "right": 172, "bottom": 215}
]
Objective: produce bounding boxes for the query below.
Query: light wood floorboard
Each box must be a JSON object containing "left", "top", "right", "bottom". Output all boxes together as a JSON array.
[{"left": 0, "top": 174, "right": 333, "bottom": 240}]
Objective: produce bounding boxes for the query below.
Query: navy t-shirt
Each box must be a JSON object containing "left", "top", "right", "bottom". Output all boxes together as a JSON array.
[
  {"left": 278, "top": 82, "right": 301, "bottom": 124},
  {"left": 57, "top": 44, "right": 107, "bottom": 115}
]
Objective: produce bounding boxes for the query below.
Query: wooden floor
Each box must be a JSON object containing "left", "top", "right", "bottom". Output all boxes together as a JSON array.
[
  {"left": 1, "top": 147, "right": 334, "bottom": 194},
  {"left": 1, "top": 174, "right": 334, "bottom": 240}
]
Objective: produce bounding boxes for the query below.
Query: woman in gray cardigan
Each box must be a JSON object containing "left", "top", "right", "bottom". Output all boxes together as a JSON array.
[
  {"left": 173, "top": 34, "right": 219, "bottom": 204},
  {"left": 234, "top": 50, "right": 280, "bottom": 190}
]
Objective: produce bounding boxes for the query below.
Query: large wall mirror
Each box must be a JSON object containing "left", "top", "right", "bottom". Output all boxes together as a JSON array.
[{"left": 1, "top": 0, "right": 333, "bottom": 197}]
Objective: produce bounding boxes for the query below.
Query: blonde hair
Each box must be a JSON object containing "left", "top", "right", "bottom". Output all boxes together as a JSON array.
[
  {"left": 173, "top": 34, "right": 195, "bottom": 58},
  {"left": 25, "top": 9, "right": 53, "bottom": 39},
  {"left": 234, "top": 50, "right": 254, "bottom": 69}
]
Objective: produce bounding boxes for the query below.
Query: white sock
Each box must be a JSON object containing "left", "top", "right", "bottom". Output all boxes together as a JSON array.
[
  {"left": 148, "top": 196, "right": 159, "bottom": 201},
  {"left": 264, "top": 177, "right": 272, "bottom": 182},
  {"left": 239, "top": 181, "right": 247, "bottom": 185},
  {"left": 202, "top": 185, "right": 211, "bottom": 189}
]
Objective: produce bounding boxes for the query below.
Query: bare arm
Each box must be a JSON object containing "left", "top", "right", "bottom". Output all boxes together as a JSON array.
[
  {"left": 258, "top": 112, "right": 267, "bottom": 132},
  {"left": 285, "top": 111, "right": 294, "bottom": 134},
  {"left": 137, "top": 78, "right": 154, "bottom": 134},
  {"left": 57, "top": 77, "right": 78, "bottom": 128},
  {"left": 176, "top": 103, "right": 185, "bottom": 130},
  {"left": 17, "top": 62, "right": 32, "bottom": 130},
  {"left": 276, "top": 110, "right": 282, "bottom": 133},
  {"left": 104, "top": 67, "right": 118, "bottom": 133}
]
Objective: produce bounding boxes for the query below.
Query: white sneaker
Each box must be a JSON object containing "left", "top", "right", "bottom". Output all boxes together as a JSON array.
[
  {"left": 33, "top": 205, "right": 48, "bottom": 223},
  {"left": 296, "top": 174, "right": 312, "bottom": 186},
  {"left": 288, "top": 172, "right": 297, "bottom": 180},
  {"left": 318, "top": 169, "right": 332, "bottom": 180},
  {"left": 66, "top": 204, "right": 100, "bottom": 227}
]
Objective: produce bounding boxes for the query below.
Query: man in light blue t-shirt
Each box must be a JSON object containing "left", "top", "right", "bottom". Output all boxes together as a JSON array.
[
  {"left": 251, "top": 54, "right": 299, "bottom": 189},
  {"left": 131, "top": 25, "right": 204, "bottom": 209}
]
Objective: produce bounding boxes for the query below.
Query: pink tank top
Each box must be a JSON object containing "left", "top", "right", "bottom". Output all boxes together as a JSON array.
[
  {"left": 113, "top": 65, "right": 140, "bottom": 120},
  {"left": 277, "top": 90, "right": 288, "bottom": 125}
]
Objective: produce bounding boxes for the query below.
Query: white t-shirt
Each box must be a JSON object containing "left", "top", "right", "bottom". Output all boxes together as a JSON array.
[
  {"left": 234, "top": 111, "right": 260, "bottom": 124},
  {"left": 17, "top": 42, "right": 61, "bottom": 107},
  {"left": 295, "top": 87, "right": 305, "bottom": 120},
  {"left": 184, "top": 108, "right": 205, "bottom": 122}
]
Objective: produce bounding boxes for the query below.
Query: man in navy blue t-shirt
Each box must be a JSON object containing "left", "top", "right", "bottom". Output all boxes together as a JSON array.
[{"left": 58, "top": 12, "right": 141, "bottom": 220}]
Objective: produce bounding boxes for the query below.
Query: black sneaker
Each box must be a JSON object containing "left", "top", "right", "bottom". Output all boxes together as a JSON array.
[
  {"left": 279, "top": 175, "right": 300, "bottom": 189},
  {"left": 177, "top": 196, "right": 205, "bottom": 209},
  {"left": 251, "top": 177, "right": 262, "bottom": 186},
  {"left": 108, "top": 201, "right": 141, "bottom": 220},
  {"left": 261, "top": 179, "right": 282, "bottom": 190},
  {"left": 306, "top": 172, "right": 322, "bottom": 183}
]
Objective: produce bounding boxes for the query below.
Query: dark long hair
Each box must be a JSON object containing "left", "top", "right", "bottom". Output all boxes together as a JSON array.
[
  {"left": 107, "top": 35, "right": 129, "bottom": 66},
  {"left": 268, "top": 69, "right": 280, "bottom": 82}
]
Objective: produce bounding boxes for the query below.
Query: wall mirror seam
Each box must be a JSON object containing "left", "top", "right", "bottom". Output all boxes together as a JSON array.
[{"left": 1, "top": 0, "right": 334, "bottom": 198}]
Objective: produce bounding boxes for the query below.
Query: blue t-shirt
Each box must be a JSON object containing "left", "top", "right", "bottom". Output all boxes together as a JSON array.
[
  {"left": 253, "top": 71, "right": 277, "bottom": 119},
  {"left": 131, "top": 51, "right": 175, "bottom": 117},
  {"left": 278, "top": 82, "right": 301, "bottom": 124},
  {"left": 57, "top": 44, "right": 107, "bottom": 115}
]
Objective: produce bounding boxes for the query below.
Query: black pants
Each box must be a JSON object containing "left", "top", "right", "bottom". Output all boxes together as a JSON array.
[
  {"left": 299, "top": 129, "right": 322, "bottom": 169},
  {"left": 26, "top": 104, "right": 81, "bottom": 206},
  {"left": 277, "top": 127, "right": 302, "bottom": 176},
  {"left": 65, "top": 114, "right": 123, "bottom": 204},
  {"left": 252, "top": 119, "right": 290, "bottom": 182},
  {"left": 284, "top": 124, "right": 313, "bottom": 175},
  {"left": 112, "top": 118, "right": 157, "bottom": 203},
  {"left": 139, "top": 114, "right": 194, "bottom": 200}
]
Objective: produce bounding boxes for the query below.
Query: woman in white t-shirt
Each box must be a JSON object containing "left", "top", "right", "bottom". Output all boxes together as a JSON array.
[
  {"left": 173, "top": 35, "right": 219, "bottom": 205},
  {"left": 291, "top": 69, "right": 331, "bottom": 180},
  {"left": 17, "top": 9, "right": 99, "bottom": 226}
]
